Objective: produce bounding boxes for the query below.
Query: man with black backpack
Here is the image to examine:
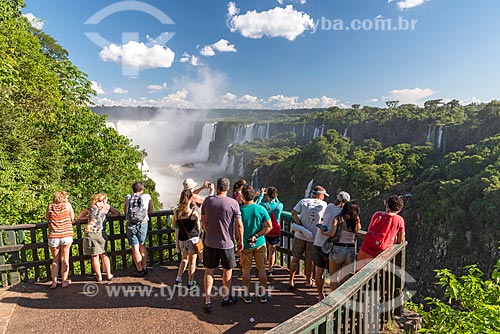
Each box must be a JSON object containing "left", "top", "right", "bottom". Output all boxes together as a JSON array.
[{"left": 124, "top": 182, "right": 153, "bottom": 277}]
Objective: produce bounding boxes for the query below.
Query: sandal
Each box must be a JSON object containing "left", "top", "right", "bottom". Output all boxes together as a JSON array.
[
  {"left": 61, "top": 280, "right": 72, "bottom": 288},
  {"left": 107, "top": 275, "right": 114, "bottom": 284},
  {"left": 50, "top": 280, "right": 58, "bottom": 289}
]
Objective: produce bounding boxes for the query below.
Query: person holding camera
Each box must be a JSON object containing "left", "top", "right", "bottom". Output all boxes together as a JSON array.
[{"left": 240, "top": 185, "right": 272, "bottom": 303}]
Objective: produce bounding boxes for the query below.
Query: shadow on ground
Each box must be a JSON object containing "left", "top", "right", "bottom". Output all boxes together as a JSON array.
[{"left": 1, "top": 265, "right": 319, "bottom": 333}]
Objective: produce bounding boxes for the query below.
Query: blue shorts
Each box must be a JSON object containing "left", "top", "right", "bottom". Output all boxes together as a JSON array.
[
  {"left": 126, "top": 221, "right": 148, "bottom": 246},
  {"left": 329, "top": 245, "right": 356, "bottom": 265}
]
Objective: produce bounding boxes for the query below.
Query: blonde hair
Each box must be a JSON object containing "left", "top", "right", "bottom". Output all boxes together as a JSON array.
[
  {"left": 91, "top": 193, "right": 107, "bottom": 205},
  {"left": 52, "top": 191, "right": 67, "bottom": 204}
]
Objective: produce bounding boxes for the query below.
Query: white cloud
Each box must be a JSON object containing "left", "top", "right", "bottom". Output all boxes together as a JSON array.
[
  {"left": 180, "top": 53, "right": 200, "bottom": 66},
  {"left": 112, "top": 87, "right": 128, "bottom": 94},
  {"left": 366, "top": 98, "right": 379, "bottom": 103},
  {"left": 211, "top": 39, "right": 237, "bottom": 53},
  {"left": 200, "top": 39, "right": 237, "bottom": 57},
  {"left": 147, "top": 82, "right": 168, "bottom": 93},
  {"left": 459, "top": 97, "right": 483, "bottom": 105},
  {"left": 91, "top": 81, "right": 105, "bottom": 95},
  {"left": 387, "top": 87, "right": 437, "bottom": 104},
  {"left": 99, "top": 41, "right": 175, "bottom": 71},
  {"left": 227, "top": 2, "right": 240, "bottom": 17},
  {"left": 228, "top": 4, "right": 314, "bottom": 41},
  {"left": 397, "top": 0, "right": 426, "bottom": 10},
  {"left": 200, "top": 46, "right": 215, "bottom": 57},
  {"left": 268, "top": 95, "right": 337, "bottom": 109},
  {"left": 23, "top": 13, "right": 44, "bottom": 30}
]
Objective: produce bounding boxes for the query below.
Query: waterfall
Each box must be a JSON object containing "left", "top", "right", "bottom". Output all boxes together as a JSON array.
[
  {"left": 426, "top": 126, "right": 434, "bottom": 143},
  {"left": 320, "top": 125, "right": 325, "bottom": 137},
  {"left": 343, "top": 126, "right": 350, "bottom": 138},
  {"left": 234, "top": 124, "right": 256, "bottom": 144},
  {"left": 245, "top": 123, "right": 255, "bottom": 143},
  {"left": 254, "top": 124, "right": 270, "bottom": 140},
  {"left": 302, "top": 123, "right": 306, "bottom": 137},
  {"left": 313, "top": 127, "right": 320, "bottom": 139},
  {"left": 250, "top": 167, "right": 259, "bottom": 188},
  {"left": 138, "top": 157, "right": 153, "bottom": 179},
  {"left": 305, "top": 179, "right": 314, "bottom": 198},
  {"left": 194, "top": 122, "right": 217, "bottom": 161},
  {"left": 237, "top": 154, "right": 245, "bottom": 176},
  {"left": 105, "top": 121, "right": 117, "bottom": 131},
  {"left": 227, "top": 155, "right": 235, "bottom": 174},
  {"left": 437, "top": 126, "right": 443, "bottom": 149}
]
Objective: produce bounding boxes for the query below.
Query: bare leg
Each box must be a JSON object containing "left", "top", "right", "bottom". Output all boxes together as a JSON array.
[
  {"left": 131, "top": 245, "right": 142, "bottom": 272},
  {"left": 187, "top": 253, "right": 197, "bottom": 282},
  {"left": 177, "top": 253, "right": 188, "bottom": 280},
  {"left": 60, "top": 243, "right": 72, "bottom": 284},
  {"left": 139, "top": 243, "right": 147, "bottom": 270},
  {"left": 204, "top": 268, "right": 214, "bottom": 304},
  {"left": 49, "top": 246, "right": 61, "bottom": 287},
  {"left": 315, "top": 267, "right": 326, "bottom": 300},
  {"left": 305, "top": 259, "right": 314, "bottom": 286},
  {"left": 267, "top": 244, "right": 276, "bottom": 272},
  {"left": 288, "top": 257, "right": 299, "bottom": 287},
  {"left": 221, "top": 268, "right": 233, "bottom": 300},
  {"left": 100, "top": 253, "right": 112, "bottom": 279},
  {"left": 329, "top": 261, "right": 342, "bottom": 291},
  {"left": 91, "top": 255, "right": 102, "bottom": 281}
]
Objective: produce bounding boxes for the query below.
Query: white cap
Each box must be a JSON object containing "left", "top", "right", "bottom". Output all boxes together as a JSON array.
[{"left": 183, "top": 178, "right": 197, "bottom": 190}]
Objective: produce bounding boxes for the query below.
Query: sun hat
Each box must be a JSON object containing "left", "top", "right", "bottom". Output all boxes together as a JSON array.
[
  {"left": 312, "top": 185, "right": 329, "bottom": 197},
  {"left": 183, "top": 178, "right": 197, "bottom": 190},
  {"left": 337, "top": 191, "right": 351, "bottom": 202}
]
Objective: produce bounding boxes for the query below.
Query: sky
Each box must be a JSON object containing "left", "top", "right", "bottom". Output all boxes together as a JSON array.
[{"left": 22, "top": 0, "right": 500, "bottom": 109}]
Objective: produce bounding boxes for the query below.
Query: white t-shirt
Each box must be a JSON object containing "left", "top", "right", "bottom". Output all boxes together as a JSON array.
[
  {"left": 125, "top": 193, "right": 151, "bottom": 222},
  {"left": 293, "top": 198, "right": 327, "bottom": 242},
  {"left": 313, "top": 203, "right": 342, "bottom": 247}
]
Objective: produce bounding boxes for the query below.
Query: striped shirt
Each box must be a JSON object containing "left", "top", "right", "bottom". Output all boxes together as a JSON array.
[{"left": 47, "top": 203, "right": 74, "bottom": 239}]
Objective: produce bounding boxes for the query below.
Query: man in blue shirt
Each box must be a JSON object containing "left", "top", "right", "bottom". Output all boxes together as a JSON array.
[{"left": 240, "top": 185, "right": 272, "bottom": 303}]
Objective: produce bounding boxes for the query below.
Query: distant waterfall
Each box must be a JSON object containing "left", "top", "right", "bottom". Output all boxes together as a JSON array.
[
  {"left": 302, "top": 124, "right": 306, "bottom": 137},
  {"left": 195, "top": 122, "right": 217, "bottom": 161},
  {"left": 250, "top": 167, "right": 259, "bottom": 188},
  {"left": 343, "top": 127, "right": 350, "bottom": 138},
  {"left": 237, "top": 154, "right": 245, "bottom": 176},
  {"left": 234, "top": 123, "right": 256, "bottom": 144},
  {"left": 255, "top": 124, "right": 270, "bottom": 140},
  {"left": 437, "top": 126, "right": 443, "bottom": 149},
  {"left": 227, "top": 155, "right": 235, "bottom": 174},
  {"left": 305, "top": 179, "right": 314, "bottom": 198},
  {"left": 313, "top": 125, "right": 325, "bottom": 139}
]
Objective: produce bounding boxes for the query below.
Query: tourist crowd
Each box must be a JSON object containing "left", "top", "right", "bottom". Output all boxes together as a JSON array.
[{"left": 46, "top": 178, "right": 405, "bottom": 313}]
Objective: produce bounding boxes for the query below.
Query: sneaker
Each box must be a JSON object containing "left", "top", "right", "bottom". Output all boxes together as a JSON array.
[
  {"left": 187, "top": 280, "right": 198, "bottom": 290},
  {"left": 174, "top": 280, "right": 182, "bottom": 288},
  {"left": 134, "top": 270, "right": 146, "bottom": 278},
  {"left": 260, "top": 294, "right": 268, "bottom": 303},
  {"left": 241, "top": 295, "right": 252, "bottom": 304},
  {"left": 220, "top": 296, "right": 238, "bottom": 307},
  {"left": 203, "top": 302, "right": 212, "bottom": 313},
  {"left": 142, "top": 268, "right": 149, "bottom": 276}
]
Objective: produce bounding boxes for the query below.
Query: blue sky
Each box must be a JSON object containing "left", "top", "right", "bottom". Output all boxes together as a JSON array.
[{"left": 23, "top": 0, "right": 500, "bottom": 109}]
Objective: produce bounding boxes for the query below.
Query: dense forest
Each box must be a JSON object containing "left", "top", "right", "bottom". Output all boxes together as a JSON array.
[
  {"left": 1, "top": 0, "right": 498, "bottom": 331},
  {"left": 0, "top": 0, "right": 159, "bottom": 224}
]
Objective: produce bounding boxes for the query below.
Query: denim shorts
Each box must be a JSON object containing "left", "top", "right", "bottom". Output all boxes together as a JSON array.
[
  {"left": 329, "top": 245, "right": 356, "bottom": 265},
  {"left": 48, "top": 236, "right": 73, "bottom": 248},
  {"left": 126, "top": 222, "right": 148, "bottom": 246}
]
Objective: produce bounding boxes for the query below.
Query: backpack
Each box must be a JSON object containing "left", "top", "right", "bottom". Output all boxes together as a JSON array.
[
  {"left": 265, "top": 203, "right": 281, "bottom": 237},
  {"left": 363, "top": 212, "right": 396, "bottom": 254},
  {"left": 127, "top": 194, "right": 147, "bottom": 224}
]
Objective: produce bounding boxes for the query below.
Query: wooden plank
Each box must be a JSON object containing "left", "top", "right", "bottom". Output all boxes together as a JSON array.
[
  {"left": 29, "top": 228, "right": 40, "bottom": 280},
  {"left": 5, "top": 231, "right": 21, "bottom": 285},
  {"left": 0, "top": 231, "right": 7, "bottom": 286}
]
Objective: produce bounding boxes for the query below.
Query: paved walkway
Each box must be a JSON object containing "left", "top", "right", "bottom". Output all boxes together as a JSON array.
[{"left": 0, "top": 265, "right": 318, "bottom": 334}]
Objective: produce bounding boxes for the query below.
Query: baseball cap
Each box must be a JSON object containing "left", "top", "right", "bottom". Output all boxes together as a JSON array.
[
  {"left": 337, "top": 191, "right": 351, "bottom": 202},
  {"left": 312, "top": 186, "right": 329, "bottom": 197}
]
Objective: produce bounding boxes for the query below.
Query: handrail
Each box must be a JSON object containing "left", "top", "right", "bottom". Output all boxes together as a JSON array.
[{"left": 266, "top": 241, "right": 407, "bottom": 334}]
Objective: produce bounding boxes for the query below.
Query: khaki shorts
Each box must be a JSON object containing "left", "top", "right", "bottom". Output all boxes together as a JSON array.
[
  {"left": 292, "top": 238, "right": 314, "bottom": 260},
  {"left": 83, "top": 232, "right": 107, "bottom": 256},
  {"left": 240, "top": 245, "right": 267, "bottom": 275}
]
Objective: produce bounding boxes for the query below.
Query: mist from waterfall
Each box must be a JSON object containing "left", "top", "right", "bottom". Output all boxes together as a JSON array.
[{"left": 107, "top": 109, "right": 222, "bottom": 208}]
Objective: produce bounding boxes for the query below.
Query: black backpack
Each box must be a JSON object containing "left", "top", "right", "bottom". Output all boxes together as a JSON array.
[{"left": 127, "top": 194, "right": 147, "bottom": 223}]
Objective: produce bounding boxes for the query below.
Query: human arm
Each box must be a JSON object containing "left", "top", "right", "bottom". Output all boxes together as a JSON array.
[
  {"left": 395, "top": 219, "right": 405, "bottom": 243},
  {"left": 77, "top": 209, "right": 89, "bottom": 220},
  {"left": 291, "top": 209, "right": 301, "bottom": 225},
  {"left": 147, "top": 196, "right": 153, "bottom": 214},
  {"left": 108, "top": 206, "right": 120, "bottom": 216},
  {"left": 234, "top": 217, "right": 244, "bottom": 252},
  {"left": 321, "top": 216, "right": 339, "bottom": 237},
  {"left": 247, "top": 219, "right": 272, "bottom": 245},
  {"left": 255, "top": 190, "right": 265, "bottom": 205}
]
